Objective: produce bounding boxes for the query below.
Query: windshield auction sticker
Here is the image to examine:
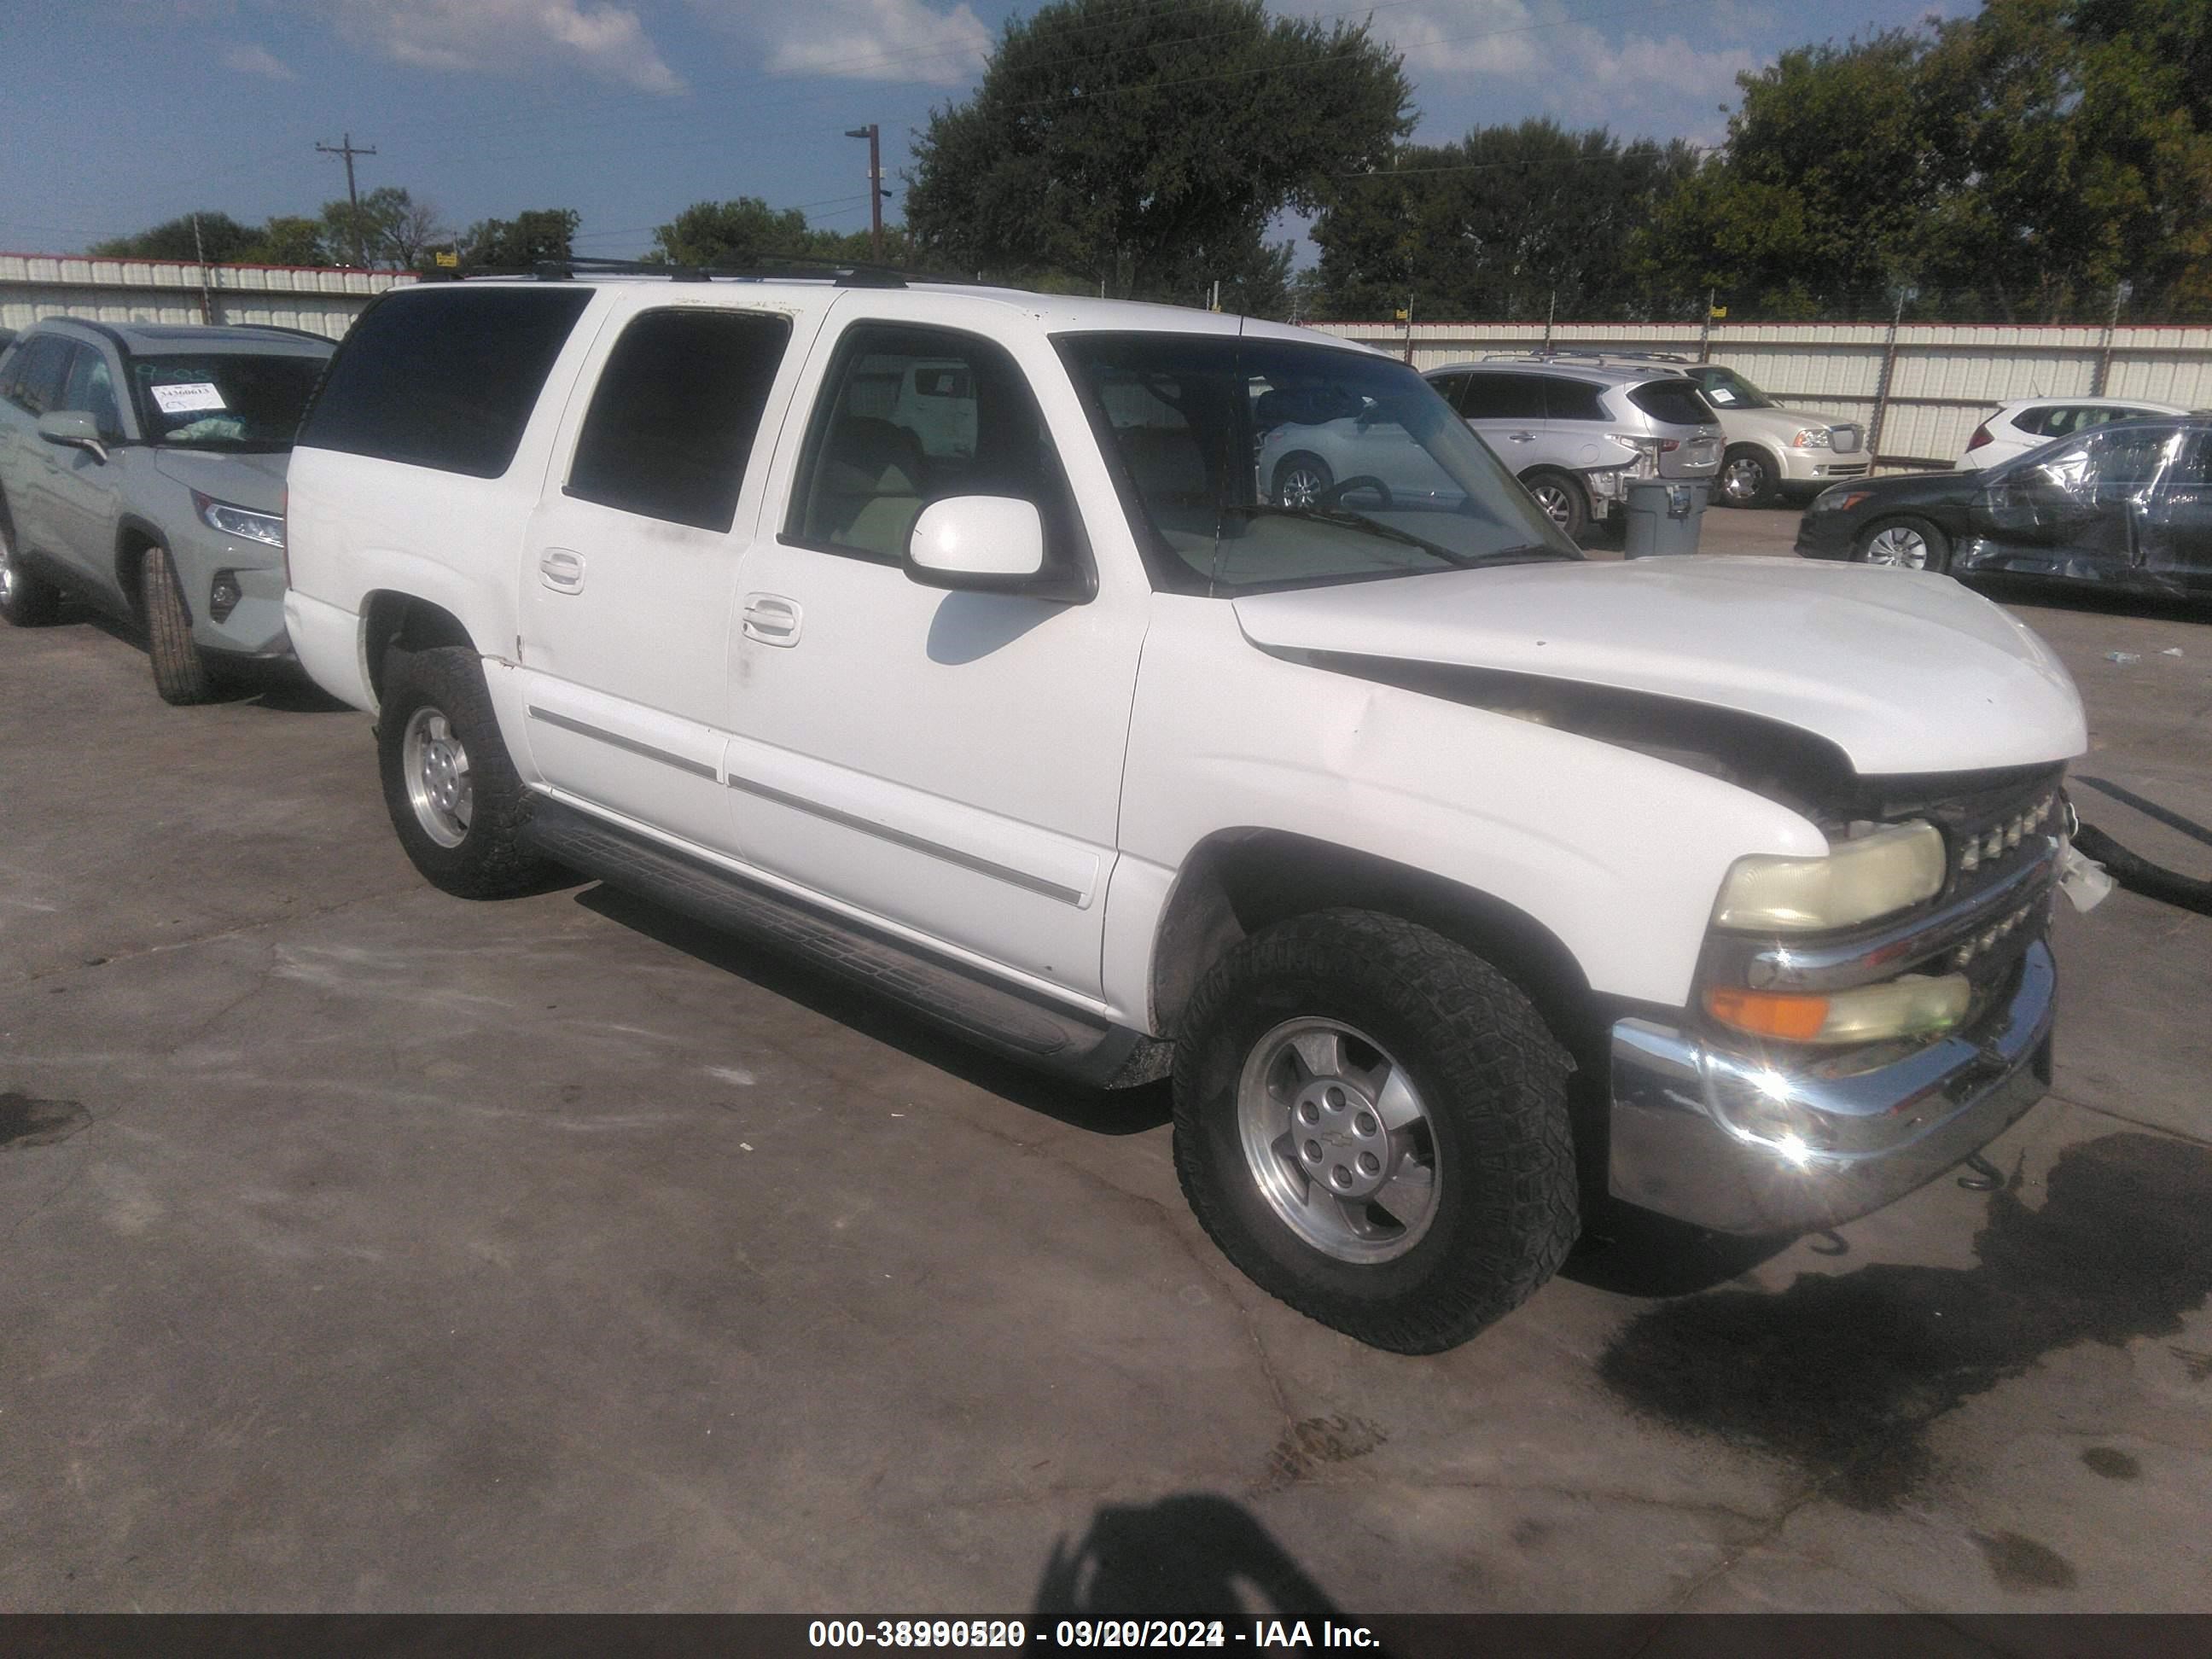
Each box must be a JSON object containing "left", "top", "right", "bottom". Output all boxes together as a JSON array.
[{"left": 150, "top": 382, "right": 227, "bottom": 415}]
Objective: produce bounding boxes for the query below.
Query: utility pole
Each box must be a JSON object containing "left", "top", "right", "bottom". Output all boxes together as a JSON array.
[
  {"left": 316, "top": 131, "right": 377, "bottom": 267},
  {"left": 844, "top": 124, "right": 885, "bottom": 261},
  {"left": 189, "top": 212, "right": 218, "bottom": 325}
]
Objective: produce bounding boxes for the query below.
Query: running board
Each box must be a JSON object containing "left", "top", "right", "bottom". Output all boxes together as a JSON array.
[{"left": 522, "top": 798, "right": 1167, "bottom": 1089}]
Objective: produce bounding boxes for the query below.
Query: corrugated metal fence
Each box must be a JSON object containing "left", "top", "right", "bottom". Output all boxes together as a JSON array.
[
  {"left": 0, "top": 253, "right": 415, "bottom": 342},
  {"left": 1316, "top": 318, "right": 2212, "bottom": 470}
]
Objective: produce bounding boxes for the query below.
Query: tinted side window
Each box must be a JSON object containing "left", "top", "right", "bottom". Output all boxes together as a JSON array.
[
  {"left": 59, "top": 345, "right": 125, "bottom": 439},
  {"left": 1543, "top": 377, "right": 1608, "bottom": 422},
  {"left": 7, "top": 335, "right": 74, "bottom": 416},
  {"left": 567, "top": 308, "right": 791, "bottom": 533},
  {"left": 2018, "top": 406, "right": 2066, "bottom": 436},
  {"left": 787, "top": 323, "right": 1084, "bottom": 573},
  {"left": 1458, "top": 373, "right": 1545, "bottom": 421},
  {"left": 1425, "top": 371, "right": 1472, "bottom": 411},
  {"left": 1627, "top": 378, "right": 1715, "bottom": 428},
  {"left": 298, "top": 288, "right": 592, "bottom": 478}
]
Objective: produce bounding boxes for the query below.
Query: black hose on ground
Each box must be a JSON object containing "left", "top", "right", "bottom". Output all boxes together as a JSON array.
[{"left": 2071, "top": 822, "right": 2212, "bottom": 918}]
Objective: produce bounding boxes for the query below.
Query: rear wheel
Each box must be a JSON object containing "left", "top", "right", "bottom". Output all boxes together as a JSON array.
[
  {"left": 141, "top": 545, "right": 218, "bottom": 704},
  {"left": 1172, "top": 909, "right": 1578, "bottom": 1353},
  {"left": 1719, "top": 445, "right": 1778, "bottom": 509},
  {"left": 0, "top": 509, "right": 61, "bottom": 627},
  {"left": 1855, "top": 515, "right": 1950, "bottom": 573},
  {"left": 1520, "top": 469, "right": 1588, "bottom": 540},
  {"left": 377, "top": 644, "right": 556, "bottom": 899}
]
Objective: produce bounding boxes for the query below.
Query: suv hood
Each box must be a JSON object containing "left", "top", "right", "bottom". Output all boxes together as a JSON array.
[
  {"left": 149, "top": 448, "right": 289, "bottom": 513},
  {"left": 1233, "top": 556, "right": 2085, "bottom": 775}
]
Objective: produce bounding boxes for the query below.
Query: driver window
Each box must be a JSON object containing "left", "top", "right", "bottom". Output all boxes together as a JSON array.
[{"left": 60, "top": 346, "right": 124, "bottom": 440}]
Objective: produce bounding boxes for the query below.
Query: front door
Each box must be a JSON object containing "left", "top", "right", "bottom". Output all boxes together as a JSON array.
[
  {"left": 725, "top": 313, "right": 1146, "bottom": 1001},
  {"left": 40, "top": 344, "right": 129, "bottom": 596},
  {"left": 2138, "top": 431, "right": 2212, "bottom": 582},
  {"left": 515, "top": 302, "right": 807, "bottom": 853}
]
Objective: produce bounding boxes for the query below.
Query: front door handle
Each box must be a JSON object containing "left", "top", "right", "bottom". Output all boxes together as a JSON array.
[
  {"left": 539, "top": 548, "right": 585, "bottom": 593},
  {"left": 742, "top": 593, "right": 802, "bottom": 647},
  {"left": 1506, "top": 431, "right": 1535, "bottom": 442}
]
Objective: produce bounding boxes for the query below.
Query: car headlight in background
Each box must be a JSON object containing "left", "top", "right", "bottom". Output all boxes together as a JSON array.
[
  {"left": 192, "top": 490, "right": 285, "bottom": 549},
  {"left": 1791, "top": 427, "right": 1834, "bottom": 449},
  {"left": 1712, "top": 820, "right": 1947, "bottom": 933},
  {"left": 1810, "top": 488, "right": 1871, "bottom": 514}
]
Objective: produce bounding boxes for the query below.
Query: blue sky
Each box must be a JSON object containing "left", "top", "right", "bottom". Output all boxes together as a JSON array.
[{"left": 2, "top": 0, "right": 1975, "bottom": 260}]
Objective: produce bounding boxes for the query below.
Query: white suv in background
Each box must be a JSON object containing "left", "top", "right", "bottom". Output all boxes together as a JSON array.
[
  {"left": 1958, "top": 398, "right": 2192, "bottom": 469},
  {"left": 1677, "top": 363, "right": 1873, "bottom": 508}
]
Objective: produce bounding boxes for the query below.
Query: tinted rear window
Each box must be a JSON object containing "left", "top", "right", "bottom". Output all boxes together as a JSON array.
[
  {"left": 1627, "top": 379, "right": 1716, "bottom": 428},
  {"left": 567, "top": 308, "right": 791, "bottom": 533},
  {"left": 299, "top": 287, "right": 592, "bottom": 478},
  {"left": 1543, "top": 377, "right": 1608, "bottom": 422}
]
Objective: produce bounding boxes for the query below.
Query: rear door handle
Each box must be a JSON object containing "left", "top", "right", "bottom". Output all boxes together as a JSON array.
[
  {"left": 1506, "top": 431, "right": 1535, "bottom": 442},
  {"left": 742, "top": 593, "right": 802, "bottom": 647},
  {"left": 539, "top": 548, "right": 585, "bottom": 593}
]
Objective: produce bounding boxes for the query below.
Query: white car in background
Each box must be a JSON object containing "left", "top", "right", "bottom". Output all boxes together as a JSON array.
[{"left": 1958, "top": 398, "right": 2190, "bottom": 469}]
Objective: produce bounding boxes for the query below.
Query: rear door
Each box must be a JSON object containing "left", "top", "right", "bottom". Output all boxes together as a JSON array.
[
  {"left": 1453, "top": 371, "right": 1549, "bottom": 468},
  {"left": 516, "top": 300, "right": 812, "bottom": 855},
  {"left": 2136, "top": 430, "right": 2212, "bottom": 581}
]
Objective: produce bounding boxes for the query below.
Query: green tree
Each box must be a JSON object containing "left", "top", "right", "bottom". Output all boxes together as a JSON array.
[
  {"left": 240, "top": 216, "right": 332, "bottom": 267},
  {"left": 89, "top": 212, "right": 258, "bottom": 263},
  {"left": 905, "top": 0, "right": 1410, "bottom": 306},
  {"left": 459, "top": 208, "right": 581, "bottom": 271},
  {"left": 1313, "top": 121, "right": 1699, "bottom": 322},
  {"left": 647, "top": 197, "right": 914, "bottom": 269},
  {"left": 323, "top": 186, "right": 452, "bottom": 270}
]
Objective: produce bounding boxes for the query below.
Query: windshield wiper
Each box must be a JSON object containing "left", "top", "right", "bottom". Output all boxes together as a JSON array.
[
  {"left": 1225, "top": 504, "right": 1475, "bottom": 568},
  {"left": 1455, "top": 542, "right": 1580, "bottom": 566}
]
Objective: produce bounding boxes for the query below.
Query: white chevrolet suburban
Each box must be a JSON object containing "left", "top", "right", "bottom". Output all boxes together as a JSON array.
[{"left": 282, "top": 273, "right": 2087, "bottom": 1353}]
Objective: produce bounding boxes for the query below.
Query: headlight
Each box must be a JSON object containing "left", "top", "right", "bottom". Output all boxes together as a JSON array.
[
  {"left": 1810, "top": 488, "right": 1871, "bottom": 514},
  {"left": 1712, "top": 821, "right": 1947, "bottom": 933},
  {"left": 193, "top": 490, "right": 285, "bottom": 549},
  {"left": 1791, "top": 427, "right": 1833, "bottom": 449},
  {"left": 1705, "top": 972, "right": 1971, "bottom": 1045}
]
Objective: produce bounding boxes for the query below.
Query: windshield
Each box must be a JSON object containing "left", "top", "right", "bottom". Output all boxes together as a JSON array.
[
  {"left": 1057, "top": 333, "right": 1578, "bottom": 595},
  {"left": 131, "top": 352, "right": 327, "bottom": 451},
  {"left": 1691, "top": 367, "right": 1777, "bottom": 410}
]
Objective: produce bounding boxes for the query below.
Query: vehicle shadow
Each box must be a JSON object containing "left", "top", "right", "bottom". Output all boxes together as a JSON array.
[
  {"left": 1963, "top": 573, "right": 2212, "bottom": 626},
  {"left": 1033, "top": 1492, "right": 1343, "bottom": 1621},
  {"left": 571, "top": 881, "right": 1174, "bottom": 1138},
  {"left": 66, "top": 603, "right": 351, "bottom": 712},
  {"left": 1560, "top": 1202, "right": 1799, "bottom": 1297}
]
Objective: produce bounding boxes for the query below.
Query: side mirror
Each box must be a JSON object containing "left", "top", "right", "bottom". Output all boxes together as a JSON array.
[
  {"left": 903, "top": 495, "right": 1089, "bottom": 602},
  {"left": 38, "top": 410, "right": 108, "bottom": 463}
]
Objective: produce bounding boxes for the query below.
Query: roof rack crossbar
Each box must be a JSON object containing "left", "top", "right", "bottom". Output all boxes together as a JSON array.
[{"left": 496, "top": 253, "right": 913, "bottom": 288}]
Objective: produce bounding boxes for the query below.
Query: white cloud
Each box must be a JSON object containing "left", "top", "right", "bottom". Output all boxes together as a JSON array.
[
  {"left": 332, "top": 0, "right": 684, "bottom": 93},
  {"left": 223, "top": 43, "right": 297, "bottom": 79},
  {"left": 694, "top": 0, "right": 990, "bottom": 86}
]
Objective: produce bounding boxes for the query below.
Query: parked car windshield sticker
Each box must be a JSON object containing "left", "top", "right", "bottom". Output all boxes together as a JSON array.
[{"left": 150, "top": 381, "right": 227, "bottom": 415}]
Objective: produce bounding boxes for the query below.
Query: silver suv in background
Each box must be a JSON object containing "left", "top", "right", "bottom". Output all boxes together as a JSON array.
[
  {"left": 1423, "top": 357, "right": 1721, "bottom": 538},
  {"left": 1675, "top": 363, "right": 1871, "bottom": 507},
  {"left": 0, "top": 318, "right": 332, "bottom": 702}
]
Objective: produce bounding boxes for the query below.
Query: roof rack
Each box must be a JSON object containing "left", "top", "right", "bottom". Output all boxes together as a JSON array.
[
  {"left": 434, "top": 253, "right": 914, "bottom": 288},
  {"left": 1481, "top": 347, "right": 1697, "bottom": 366}
]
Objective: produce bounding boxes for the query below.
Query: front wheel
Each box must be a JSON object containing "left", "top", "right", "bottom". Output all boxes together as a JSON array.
[
  {"left": 141, "top": 546, "right": 218, "bottom": 704},
  {"left": 377, "top": 644, "right": 556, "bottom": 899},
  {"left": 1272, "top": 452, "right": 1333, "bottom": 509},
  {"left": 1855, "top": 515, "right": 1950, "bottom": 573},
  {"left": 1520, "top": 469, "right": 1588, "bottom": 540},
  {"left": 1172, "top": 910, "right": 1578, "bottom": 1353},
  {"left": 1718, "top": 446, "right": 1779, "bottom": 509}
]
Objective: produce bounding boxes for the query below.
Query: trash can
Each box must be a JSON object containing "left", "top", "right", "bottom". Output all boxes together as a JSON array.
[{"left": 1622, "top": 480, "right": 1706, "bottom": 558}]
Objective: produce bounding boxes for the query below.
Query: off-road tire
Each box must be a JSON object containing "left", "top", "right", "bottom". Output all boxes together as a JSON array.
[
  {"left": 377, "top": 643, "right": 556, "bottom": 899},
  {"left": 1521, "top": 468, "right": 1589, "bottom": 540},
  {"left": 1172, "top": 909, "right": 1578, "bottom": 1353},
  {"left": 0, "top": 504, "right": 62, "bottom": 626},
  {"left": 141, "top": 545, "right": 218, "bottom": 704}
]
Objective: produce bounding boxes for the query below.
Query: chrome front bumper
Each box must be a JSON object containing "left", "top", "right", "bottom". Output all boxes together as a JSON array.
[{"left": 1607, "top": 939, "right": 2055, "bottom": 1235}]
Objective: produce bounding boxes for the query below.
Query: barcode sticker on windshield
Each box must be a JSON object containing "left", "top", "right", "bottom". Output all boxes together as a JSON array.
[{"left": 151, "top": 382, "right": 226, "bottom": 415}]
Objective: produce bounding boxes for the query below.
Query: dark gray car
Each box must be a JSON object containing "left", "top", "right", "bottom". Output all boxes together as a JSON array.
[{"left": 0, "top": 318, "right": 332, "bottom": 702}]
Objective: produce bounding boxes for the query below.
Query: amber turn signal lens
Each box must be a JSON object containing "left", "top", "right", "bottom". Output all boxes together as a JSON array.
[{"left": 1704, "top": 987, "right": 1832, "bottom": 1041}]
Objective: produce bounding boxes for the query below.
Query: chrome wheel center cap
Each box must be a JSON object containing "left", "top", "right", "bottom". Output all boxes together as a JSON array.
[{"left": 423, "top": 742, "right": 463, "bottom": 812}]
